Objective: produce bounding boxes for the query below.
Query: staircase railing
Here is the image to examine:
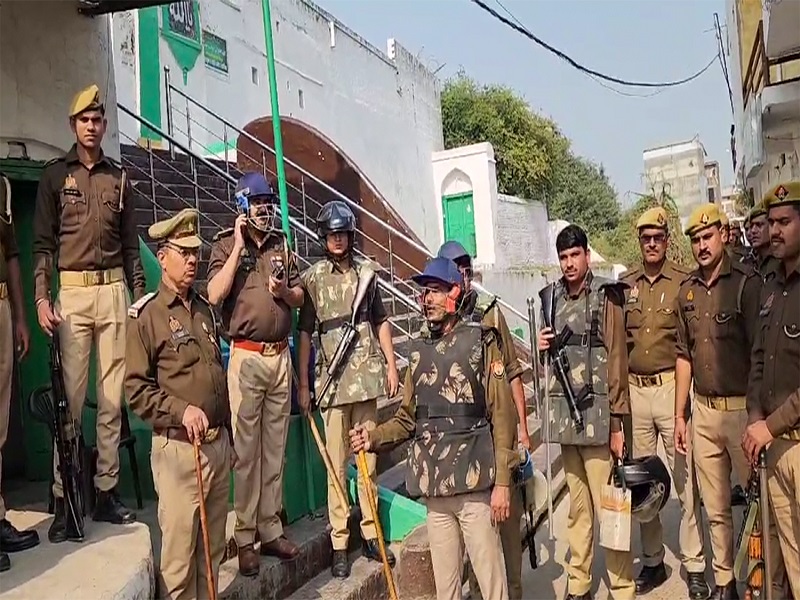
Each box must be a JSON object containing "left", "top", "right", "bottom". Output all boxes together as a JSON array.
[{"left": 159, "top": 78, "right": 539, "bottom": 403}]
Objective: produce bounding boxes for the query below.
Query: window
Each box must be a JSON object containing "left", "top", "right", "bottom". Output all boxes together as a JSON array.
[
  {"left": 707, "top": 188, "right": 716, "bottom": 203},
  {"left": 251, "top": 67, "right": 259, "bottom": 85},
  {"left": 298, "top": 89, "right": 304, "bottom": 109}
]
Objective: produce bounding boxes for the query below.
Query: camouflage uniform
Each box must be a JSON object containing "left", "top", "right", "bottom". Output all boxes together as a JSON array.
[
  {"left": 370, "top": 320, "right": 518, "bottom": 600},
  {"left": 298, "top": 256, "right": 387, "bottom": 551},
  {"left": 540, "top": 272, "right": 635, "bottom": 600}
]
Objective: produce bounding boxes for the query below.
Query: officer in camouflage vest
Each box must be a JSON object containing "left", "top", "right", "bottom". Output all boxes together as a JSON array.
[
  {"left": 435, "top": 240, "right": 529, "bottom": 600},
  {"left": 297, "top": 200, "right": 399, "bottom": 579},
  {"left": 350, "top": 256, "right": 518, "bottom": 600},
  {"left": 536, "top": 225, "right": 634, "bottom": 600}
]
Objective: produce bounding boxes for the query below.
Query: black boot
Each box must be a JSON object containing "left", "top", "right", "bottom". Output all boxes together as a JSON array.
[
  {"left": 687, "top": 572, "right": 710, "bottom": 600},
  {"left": 566, "top": 593, "right": 591, "bottom": 600},
  {"left": 48, "top": 498, "right": 67, "bottom": 543},
  {"left": 0, "top": 551, "right": 9, "bottom": 573},
  {"left": 0, "top": 519, "right": 40, "bottom": 553},
  {"left": 92, "top": 488, "right": 135, "bottom": 525},
  {"left": 362, "top": 538, "right": 396, "bottom": 567},
  {"left": 709, "top": 580, "right": 739, "bottom": 600},
  {"left": 635, "top": 563, "right": 668, "bottom": 594},
  {"left": 331, "top": 549, "right": 350, "bottom": 579}
]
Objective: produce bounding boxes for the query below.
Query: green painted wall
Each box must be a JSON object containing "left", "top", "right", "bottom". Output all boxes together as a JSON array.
[{"left": 137, "top": 7, "right": 162, "bottom": 141}]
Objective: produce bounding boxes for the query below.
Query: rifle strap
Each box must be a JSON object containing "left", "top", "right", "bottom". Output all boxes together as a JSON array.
[
  {"left": 584, "top": 292, "right": 597, "bottom": 395},
  {"left": 735, "top": 499, "right": 760, "bottom": 580}
]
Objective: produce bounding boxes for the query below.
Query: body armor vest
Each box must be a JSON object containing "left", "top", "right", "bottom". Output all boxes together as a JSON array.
[
  {"left": 544, "top": 275, "right": 613, "bottom": 446},
  {"left": 406, "top": 322, "right": 496, "bottom": 498}
]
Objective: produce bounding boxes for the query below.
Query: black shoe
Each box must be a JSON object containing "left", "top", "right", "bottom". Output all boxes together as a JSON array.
[
  {"left": 331, "top": 549, "right": 350, "bottom": 579},
  {"left": 362, "top": 538, "right": 396, "bottom": 567},
  {"left": 709, "top": 580, "right": 739, "bottom": 600},
  {"left": 0, "top": 551, "right": 9, "bottom": 572},
  {"left": 0, "top": 519, "right": 40, "bottom": 553},
  {"left": 48, "top": 499, "right": 68, "bottom": 544},
  {"left": 731, "top": 486, "right": 747, "bottom": 507},
  {"left": 92, "top": 489, "right": 136, "bottom": 525},
  {"left": 635, "top": 563, "right": 668, "bottom": 594},
  {"left": 566, "top": 593, "right": 591, "bottom": 600},
  {"left": 687, "top": 572, "right": 710, "bottom": 600}
]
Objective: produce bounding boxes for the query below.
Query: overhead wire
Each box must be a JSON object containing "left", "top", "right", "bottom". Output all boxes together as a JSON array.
[
  {"left": 714, "top": 12, "right": 735, "bottom": 116},
  {"left": 471, "top": 0, "right": 718, "bottom": 89}
]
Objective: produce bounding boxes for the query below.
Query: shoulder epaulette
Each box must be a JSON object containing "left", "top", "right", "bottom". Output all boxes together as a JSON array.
[
  {"left": 479, "top": 323, "right": 502, "bottom": 347},
  {"left": 670, "top": 261, "right": 693, "bottom": 275},
  {"left": 731, "top": 260, "right": 756, "bottom": 277},
  {"left": 128, "top": 292, "right": 157, "bottom": 318},
  {"left": 43, "top": 156, "right": 64, "bottom": 168},
  {"left": 212, "top": 228, "right": 234, "bottom": 242},
  {"left": 619, "top": 267, "right": 641, "bottom": 282}
]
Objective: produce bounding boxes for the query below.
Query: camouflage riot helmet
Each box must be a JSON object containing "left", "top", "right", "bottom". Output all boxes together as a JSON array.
[
  {"left": 614, "top": 455, "right": 671, "bottom": 523},
  {"left": 234, "top": 172, "right": 278, "bottom": 233},
  {"left": 316, "top": 200, "right": 356, "bottom": 256}
]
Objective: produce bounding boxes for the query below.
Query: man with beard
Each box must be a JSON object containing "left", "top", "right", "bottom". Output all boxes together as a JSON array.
[
  {"left": 621, "top": 207, "right": 707, "bottom": 598},
  {"left": 536, "top": 224, "right": 634, "bottom": 600},
  {"left": 125, "top": 209, "right": 232, "bottom": 600},
  {"left": 674, "top": 204, "right": 761, "bottom": 600},
  {"left": 33, "top": 84, "right": 143, "bottom": 540},
  {"left": 207, "top": 172, "right": 304, "bottom": 575},
  {"left": 741, "top": 201, "right": 779, "bottom": 280},
  {"left": 743, "top": 180, "right": 800, "bottom": 600},
  {"left": 297, "top": 200, "right": 399, "bottom": 579},
  {"left": 349, "top": 256, "right": 516, "bottom": 600}
]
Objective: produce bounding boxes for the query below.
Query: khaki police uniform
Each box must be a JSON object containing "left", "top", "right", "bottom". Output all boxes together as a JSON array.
[
  {"left": 676, "top": 204, "right": 761, "bottom": 588},
  {"left": 207, "top": 229, "right": 300, "bottom": 554},
  {"left": 370, "top": 320, "right": 518, "bottom": 600},
  {"left": 124, "top": 209, "right": 231, "bottom": 600},
  {"left": 32, "top": 85, "right": 146, "bottom": 499},
  {"left": 622, "top": 208, "right": 705, "bottom": 574},
  {"left": 748, "top": 181, "right": 800, "bottom": 598},
  {"left": 740, "top": 202, "right": 780, "bottom": 281},
  {"left": 0, "top": 173, "right": 18, "bottom": 522}
]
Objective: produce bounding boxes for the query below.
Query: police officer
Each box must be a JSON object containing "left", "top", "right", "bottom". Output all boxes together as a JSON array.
[
  {"left": 33, "top": 84, "right": 143, "bottom": 540},
  {"left": 743, "top": 181, "right": 800, "bottom": 599},
  {"left": 206, "top": 173, "right": 304, "bottom": 575},
  {"left": 297, "top": 200, "right": 399, "bottom": 578},
  {"left": 536, "top": 224, "right": 634, "bottom": 600},
  {"left": 349, "top": 256, "right": 517, "bottom": 600},
  {"left": 0, "top": 172, "right": 39, "bottom": 573},
  {"left": 125, "top": 209, "right": 232, "bottom": 600},
  {"left": 621, "top": 208, "right": 708, "bottom": 598},
  {"left": 435, "top": 240, "right": 528, "bottom": 599},
  {"left": 741, "top": 201, "right": 778, "bottom": 279},
  {"left": 674, "top": 204, "right": 761, "bottom": 600}
]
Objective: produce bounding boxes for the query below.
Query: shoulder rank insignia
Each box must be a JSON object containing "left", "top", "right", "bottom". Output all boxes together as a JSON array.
[
  {"left": 686, "top": 289, "right": 694, "bottom": 302},
  {"left": 491, "top": 359, "right": 505, "bottom": 379},
  {"left": 628, "top": 285, "right": 639, "bottom": 303},
  {"left": 760, "top": 292, "right": 775, "bottom": 317},
  {"left": 212, "top": 227, "right": 234, "bottom": 242},
  {"left": 128, "top": 292, "right": 157, "bottom": 318}
]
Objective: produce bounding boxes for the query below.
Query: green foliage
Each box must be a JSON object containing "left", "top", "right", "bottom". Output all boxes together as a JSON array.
[
  {"left": 440, "top": 73, "right": 620, "bottom": 235},
  {"left": 593, "top": 186, "right": 694, "bottom": 269}
]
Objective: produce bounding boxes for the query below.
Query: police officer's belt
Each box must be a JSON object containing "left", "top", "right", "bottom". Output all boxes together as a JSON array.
[
  {"left": 318, "top": 312, "right": 368, "bottom": 335},
  {"left": 0, "top": 282, "right": 7, "bottom": 300},
  {"left": 629, "top": 371, "right": 675, "bottom": 388},
  {"left": 415, "top": 403, "right": 485, "bottom": 420},
  {"left": 161, "top": 426, "right": 223, "bottom": 445},
  {"left": 695, "top": 394, "right": 746, "bottom": 411},
  {"left": 780, "top": 428, "right": 800, "bottom": 442},
  {"left": 59, "top": 267, "right": 124, "bottom": 287},
  {"left": 233, "top": 339, "right": 287, "bottom": 356}
]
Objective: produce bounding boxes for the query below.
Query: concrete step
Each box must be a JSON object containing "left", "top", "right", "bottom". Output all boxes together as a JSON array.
[{"left": 285, "top": 548, "right": 394, "bottom": 600}]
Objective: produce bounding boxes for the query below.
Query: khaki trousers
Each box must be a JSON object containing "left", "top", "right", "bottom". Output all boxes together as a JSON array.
[
  {"left": 425, "top": 490, "right": 508, "bottom": 600},
  {"left": 228, "top": 345, "right": 291, "bottom": 546},
  {"left": 322, "top": 399, "right": 377, "bottom": 549},
  {"left": 630, "top": 378, "right": 704, "bottom": 572},
  {"left": 0, "top": 297, "right": 13, "bottom": 520},
  {"left": 53, "top": 281, "right": 129, "bottom": 496},
  {"left": 691, "top": 400, "right": 749, "bottom": 586},
  {"left": 767, "top": 437, "right": 800, "bottom": 599},
  {"left": 562, "top": 444, "right": 635, "bottom": 600},
  {"left": 467, "top": 485, "right": 524, "bottom": 599},
  {"left": 152, "top": 430, "right": 230, "bottom": 600}
]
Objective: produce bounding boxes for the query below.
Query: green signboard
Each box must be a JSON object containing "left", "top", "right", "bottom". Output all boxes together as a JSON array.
[
  {"left": 161, "top": 0, "right": 202, "bottom": 81},
  {"left": 203, "top": 30, "right": 228, "bottom": 74}
]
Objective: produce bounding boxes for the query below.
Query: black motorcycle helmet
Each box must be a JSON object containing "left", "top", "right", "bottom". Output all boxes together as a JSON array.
[
  {"left": 316, "top": 200, "right": 356, "bottom": 255},
  {"left": 614, "top": 455, "right": 671, "bottom": 523}
]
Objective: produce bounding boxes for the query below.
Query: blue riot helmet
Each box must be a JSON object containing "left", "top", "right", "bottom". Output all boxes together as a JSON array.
[
  {"left": 437, "top": 240, "right": 471, "bottom": 267},
  {"left": 234, "top": 172, "right": 278, "bottom": 232},
  {"left": 411, "top": 257, "right": 466, "bottom": 323}
]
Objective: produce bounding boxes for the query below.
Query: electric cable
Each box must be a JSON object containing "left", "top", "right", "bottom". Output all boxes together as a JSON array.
[{"left": 471, "top": 0, "right": 718, "bottom": 88}]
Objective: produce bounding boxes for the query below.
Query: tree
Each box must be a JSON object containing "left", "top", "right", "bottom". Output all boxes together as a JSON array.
[{"left": 441, "top": 73, "right": 620, "bottom": 234}]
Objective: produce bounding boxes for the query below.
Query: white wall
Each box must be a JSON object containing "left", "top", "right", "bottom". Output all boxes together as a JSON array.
[
  {"left": 112, "top": 0, "right": 444, "bottom": 248},
  {"left": 1, "top": 1, "right": 120, "bottom": 161}
]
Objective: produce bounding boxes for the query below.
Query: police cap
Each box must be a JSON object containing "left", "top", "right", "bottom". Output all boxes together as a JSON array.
[
  {"left": 763, "top": 181, "right": 800, "bottom": 211},
  {"left": 684, "top": 204, "right": 722, "bottom": 237},
  {"left": 148, "top": 208, "right": 202, "bottom": 249},
  {"left": 411, "top": 257, "right": 464, "bottom": 289},
  {"left": 69, "top": 84, "right": 104, "bottom": 118},
  {"left": 636, "top": 207, "right": 668, "bottom": 231},
  {"left": 748, "top": 200, "right": 767, "bottom": 221}
]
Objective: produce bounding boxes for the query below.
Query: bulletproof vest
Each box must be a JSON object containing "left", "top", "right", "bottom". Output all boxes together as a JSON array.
[
  {"left": 406, "top": 322, "right": 496, "bottom": 498},
  {"left": 544, "top": 275, "right": 613, "bottom": 446},
  {"left": 310, "top": 258, "right": 386, "bottom": 405}
]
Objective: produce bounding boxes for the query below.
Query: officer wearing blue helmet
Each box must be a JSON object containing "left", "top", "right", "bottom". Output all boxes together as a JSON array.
[
  {"left": 349, "top": 256, "right": 517, "bottom": 600},
  {"left": 437, "top": 240, "right": 529, "bottom": 600},
  {"left": 206, "top": 172, "right": 305, "bottom": 576}
]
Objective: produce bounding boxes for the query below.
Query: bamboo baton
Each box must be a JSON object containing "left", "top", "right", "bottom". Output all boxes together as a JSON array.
[
  {"left": 357, "top": 450, "right": 398, "bottom": 600},
  {"left": 194, "top": 440, "right": 217, "bottom": 600},
  {"left": 307, "top": 414, "right": 350, "bottom": 510}
]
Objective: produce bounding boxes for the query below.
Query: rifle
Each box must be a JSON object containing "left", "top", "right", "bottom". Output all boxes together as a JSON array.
[
  {"left": 735, "top": 449, "right": 772, "bottom": 600},
  {"left": 538, "top": 285, "right": 589, "bottom": 433},
  {"left": 50, "top": 329, "right": 86, "bottom": 542},
  {"left": 315, "top": 267, "right": 377, "bottom": 408}
]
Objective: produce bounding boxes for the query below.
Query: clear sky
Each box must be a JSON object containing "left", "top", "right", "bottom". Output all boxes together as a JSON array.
[{"left": 317, "top": 0, "right": 734, "bottom": 208}]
